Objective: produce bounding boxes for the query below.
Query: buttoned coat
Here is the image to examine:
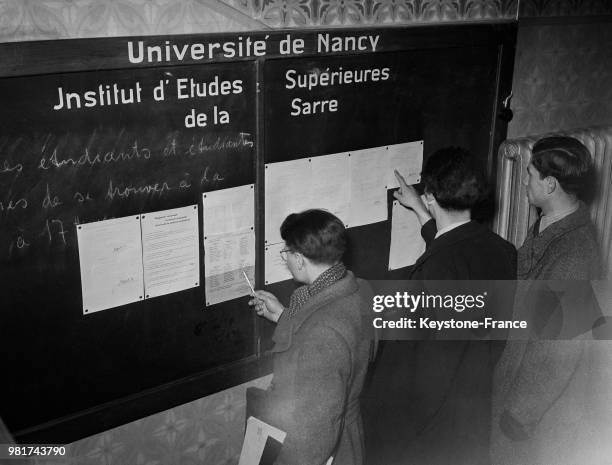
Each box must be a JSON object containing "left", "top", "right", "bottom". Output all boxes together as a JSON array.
[{"left": 248, "top": 272, "right": 372, "bottom": 465}]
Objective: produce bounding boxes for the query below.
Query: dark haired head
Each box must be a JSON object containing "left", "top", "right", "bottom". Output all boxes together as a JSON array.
[
  {"left": 531, "top": 136, "right": 593, "bottom": 199},
  {"left": 422, "top": 147, "right": 487, "bottom": 211},
  {"left": 280, "top": 209, "right": 346, "bottom": 265}
]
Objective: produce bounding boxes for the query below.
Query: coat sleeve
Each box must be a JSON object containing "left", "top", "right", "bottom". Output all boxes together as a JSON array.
[
  {"left": 420, "top": 219, "right": 438, "bottom": 248},
  {"left": 276, "top": 325, "right": 351, "bottom": 465}
]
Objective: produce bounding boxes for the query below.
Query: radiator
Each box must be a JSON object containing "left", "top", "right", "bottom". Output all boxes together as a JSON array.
[{"left": 493, "top": 126, "right": 612, "bottom": 277}]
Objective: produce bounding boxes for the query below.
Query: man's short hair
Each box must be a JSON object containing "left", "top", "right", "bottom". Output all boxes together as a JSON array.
[
  {"left": 422, "top": 147, "right": 487, "bottom": 211},
  {"left": 280, "top": 209, "right": 346, "bottom": 265},
  {"left": 531, "top": 136, "right": 593, "bottom": 199}
]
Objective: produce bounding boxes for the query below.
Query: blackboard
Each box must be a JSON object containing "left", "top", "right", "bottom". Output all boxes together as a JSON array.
[
  {"left": 261, "top": 44, "right": 508, "bottom": 329},
  {"left": 0, "top": 24, "right": 516, "bottom": 442},
  {"left": 0, "top": 62, "right": 258, "bottom": 438}
]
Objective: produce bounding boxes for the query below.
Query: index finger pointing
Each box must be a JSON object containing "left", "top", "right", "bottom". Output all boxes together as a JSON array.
[{"left": 394, "top": 169, "right": 408, "bottom": 187}]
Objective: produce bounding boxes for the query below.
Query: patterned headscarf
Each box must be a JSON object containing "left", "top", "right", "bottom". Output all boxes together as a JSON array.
[{"left": 287, "top": 262, "right": 347, "bottom": 318}]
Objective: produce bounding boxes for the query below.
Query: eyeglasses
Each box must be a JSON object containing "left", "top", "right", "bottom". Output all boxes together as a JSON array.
[{"left": 280, "top": 248, "right": 293, "bottom": 262}]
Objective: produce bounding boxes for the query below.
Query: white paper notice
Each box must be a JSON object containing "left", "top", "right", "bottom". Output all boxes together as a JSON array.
[
  {"left": 141, "top": 205, "right": 199, "bottom": 299},
  {"left": 202, "top": 185, "right": 255, "bottom": 236},
  {"left": 202, "top": 185, "right": 256, "bottom": 306},
  {"left": 265, "top": 242, "right": 292, "bottom": 285},
  {"left": 386, "top": 140, "right": 424, "bottom": 188},
  {"left": 348, "top": 148, "right": 388, "bottom": 227},
  {"left": 310, "top": 152, "right": 351, "bottom": 225},
  {"left": 389, "top": 201, "right": 426, "bottom": 270},
  {"left": 77, "top": 216, "right": 144, "bottom": 314},
  {"left": 265, "top": 158, "right": 312, "bottom": 244},
  {"left": 204, "top": 231, "right": 255, "bottom": 306}
]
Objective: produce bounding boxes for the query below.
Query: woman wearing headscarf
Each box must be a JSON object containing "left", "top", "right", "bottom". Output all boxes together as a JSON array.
[{"left": 248, "top": 209, "right": 372, "bottom": 465}]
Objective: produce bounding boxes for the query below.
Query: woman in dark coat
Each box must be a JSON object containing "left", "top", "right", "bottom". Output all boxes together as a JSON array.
[
  {"left": 248, "top": 209, "right": 372, "bottom": 465},
  {"left": 363, "top": 147, "right": 516, "bottom": 465}
]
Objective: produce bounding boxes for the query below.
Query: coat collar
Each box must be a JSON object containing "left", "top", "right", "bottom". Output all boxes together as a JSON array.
[
  {"left": 518, "top": 204, "right": 592, "bottom": 277},
  {"left": 530, "top": 202, "right": 591, "bottom": 245},
  {"left": 271, "top": 271, "right": 358, "bottom": 353},
  {"left": 411, "top": 220, "right": 483, "bottom": 272}
]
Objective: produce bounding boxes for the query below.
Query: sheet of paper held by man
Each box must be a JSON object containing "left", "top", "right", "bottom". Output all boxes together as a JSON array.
[
  {"left": 238, "top": 416, "right": 286, "bottom": 465},
  {"left": 264, "top": 158, "right": 313, "bottom": 245},
  {"left": 348, "top": 147, "right": 388, "bottom": 227},
  {"left": 239, "top": 416, "right": 334, "bottom": 465},
  {"left": 141, "top": 205, "right": 200, "bottom": 299},
  {"left": 202, "top": 184, "right": 255, "bottom": 236},
  {"left": 389, "top": 200, "right": 426, "bottom": 270},
  {"left": 264, "top": 242, "right": 292, "bottom": 285},
  {"left": 77, "top": 215, "right": 144, "bottom": 314},
  {"left": 385, "top": 140, "right": 424, "bottom": 187},
  {"left": 202, "top": 186, "right": 255, "bottom": 306}
]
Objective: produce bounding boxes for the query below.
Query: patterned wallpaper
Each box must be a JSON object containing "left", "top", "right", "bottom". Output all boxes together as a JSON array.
[
  {"left": 520, "top": 0, "right": 612, "bottom": 17},
  {"left": 0, "top": 0, "right": 519, "bottom": 42},
  {"left": 2, "top": 1, "right": 611, "bottom": 465},
  {"left": 30, "top": 376, "right": 272, "bottom": 465},
  {"left": 234, "top": 0, "right": 518, "bottom": 28},
  {"left": 507, "top": 18, "right": 612, "bottom": 137},
  {"left": 3, "top": 0, "right": 612, "bottom": 43}
]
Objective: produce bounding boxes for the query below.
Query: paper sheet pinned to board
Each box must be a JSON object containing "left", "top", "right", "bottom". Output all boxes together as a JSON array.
[
  {"left": 263, "top": 140, "right": 421, "bottom": 236},
  {"left": 141, "top": 205, "right": 200, "bottom": 299},
  {"left": 204, "top": 230, "right": 255, "bottom": 306},
  {"left": 202, "top": 185, "right": 256, "bottom": 306},
  {"left": 310, "top": 152, "right": 351, "bottom": 225},
  {"left": 77, "top": 215, "right": 144, "bottom": 314},
  {"left": 265, "top": 242, "right": 292, "bottom": 285},
  {"left": 202, "top": 184, "right": 255, "bottom": 236},
  {"left": 385, "top": 140, "right": 423, "bottom": 188},
  {"left": 389, "top": 201, "right": 426, "bottom": 270},
  {"left": 348, "top": 148, "right": 388, "bottom": 227},
  {"left": 264, "top": 158, "right": 313, "bottom": 245}
]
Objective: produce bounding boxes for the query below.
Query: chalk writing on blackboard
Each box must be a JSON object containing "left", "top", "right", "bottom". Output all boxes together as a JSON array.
[
  {"left": 1, "top": 129, "right": 236, "bottom": 261},
  {"left": 39, "top": 142, "right": 152, "bottom": 170},
  {"left": 0, "top": 197, "right": 28, "bottom": 212},
  {"left": 1, "top": 160, "right": 23, "bottom": 174},
  {"left": 105, "top": 180, "right": 172, "bottom": 201}
]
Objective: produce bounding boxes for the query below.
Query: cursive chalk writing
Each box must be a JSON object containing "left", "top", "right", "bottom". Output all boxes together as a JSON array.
[
  {"left": 185, "top": 132, "right": 254, "bottom": 156},
  {"left": 199, "top": 166, "right": 225, "bottom": 186},
  {"left": 0, "top": 196, "right": 28, "bottom": 212},
  {"left": 42, "top": 184, "right": 62, "bottom": 209},
  {"left": 1, "top": 160, "right": 23, "bottom": 175},
  {"left": 39, "top": 141, "right": 151, "bottom": 170},
  {"left": 106, "top": 179, "right": 172, "bottom": 200},
  {"left": 74, "top": 192, "right": 94, "bottom": 203}
]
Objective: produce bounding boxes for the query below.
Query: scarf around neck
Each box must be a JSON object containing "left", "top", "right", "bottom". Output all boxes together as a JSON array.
[{"left": 287, "top": 262, "right": 347, "bottom": 318}]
